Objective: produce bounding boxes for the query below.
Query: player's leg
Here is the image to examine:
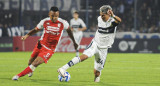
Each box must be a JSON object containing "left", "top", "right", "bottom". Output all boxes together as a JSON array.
[
  {"left": 94, "top": 69, "right": 101, "bottom": 82},
  {"left": 27, "top": 57, "right": 37, "bottom": 77},
  {"left": 75, "top": 32, "right": 83, "bottom": 57},
  {"left": 58, "top": 54, "right": 88, "bottom": 77},
  {"left": 58, "top": 41, "right": 96, "bottom": 77},
  {"left": 12, "top": 56, "right": 44, "bottom": 80},
  {"left": 73, "top": 32, "right": 80, "bottom": 57},
  {"left": 27, "top": 45, "right": 40, "bottom": 77},
  {"left": 94, "top": 48, "right": 108, "bottom": 82},
  {"left": 28, "top": 41, "right": 41, "bottom": 66},
  {"left": 61, "top": 54, "right": 88, "bottom": 70},
  {"left": 28, "top": 57, "right": 37, "bottom": 65}
]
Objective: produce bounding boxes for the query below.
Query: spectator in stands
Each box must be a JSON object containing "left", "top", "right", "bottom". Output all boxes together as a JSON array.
[
  {"left": 148, "top": 25, "right": 156, "bottom": 33},
  {"left": 0, "top": 0, "right": 159, "bottom": 33},
  {"left": 2, "top": 24, "right": 9, "bottom": 37},
  {"left": 119, "top": 1, "right": 125, "bottom": 14}
]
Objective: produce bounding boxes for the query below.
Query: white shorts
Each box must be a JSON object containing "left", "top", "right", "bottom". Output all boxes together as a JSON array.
[
  {"left": 83, "top": 40, "right": 108, "bottom": 72},
  {"left": 73, "top": 31, "right": 83, "bottom": 45}
]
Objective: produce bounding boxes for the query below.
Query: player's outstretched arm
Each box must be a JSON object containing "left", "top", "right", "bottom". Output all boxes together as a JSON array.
[
  {"left": 78, "top": 27, "right": 87, "bottom": 31},
  {"left": 21, "top": 28, "right": 40, "bottom": 41},
  {"left": 66, "top": 28, "right": 78, "bottom": 50},
  {"left": 108, "top": 10, "right": 122, "bottom": 23}
]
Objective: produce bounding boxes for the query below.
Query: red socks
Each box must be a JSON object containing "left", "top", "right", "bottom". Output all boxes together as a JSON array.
[{"left": 17, "top": 66, "right": 32, "bottom": 77}]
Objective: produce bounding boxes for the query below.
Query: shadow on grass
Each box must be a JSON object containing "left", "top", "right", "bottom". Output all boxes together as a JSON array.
[
  {"left": 0, "top": 77, "right": 119, "bottom": 86},
  {"left": 29, "top": 78, "right": 72, "bottom": 86}
]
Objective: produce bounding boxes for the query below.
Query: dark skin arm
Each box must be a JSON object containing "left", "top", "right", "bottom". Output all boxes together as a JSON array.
[
  {"left": 21, "top": 28, "right": 40, "bottom": 40},
  {"left": 66, "top": 28, "right": 78, "bottom": 50},
  {"left": 78, "top": 27, "right": 87, "bottom": 31},
  {"left": 71, "top": 27, "right": 87, "bottom": 32},
  {"left": 108, "top": 10, "right": 122, "bottom": 23}
]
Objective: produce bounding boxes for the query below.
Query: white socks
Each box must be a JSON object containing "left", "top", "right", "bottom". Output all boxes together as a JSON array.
[
  {"left": 29, "top": 64, "right": 36, "bottom": 71},
  {"left": 62, "top": 57, "right": 81, "bottom": 70}
]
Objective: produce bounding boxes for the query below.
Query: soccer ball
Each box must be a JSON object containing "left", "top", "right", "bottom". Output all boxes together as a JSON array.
[{"left": 58, "top": 72, "right": 71, "bottom": 82}]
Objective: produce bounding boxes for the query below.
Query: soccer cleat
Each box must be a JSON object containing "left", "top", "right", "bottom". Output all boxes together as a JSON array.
[
  {"left": 12, "top": 75, "right": 19, "bottom": 80},
  {"left": 57, "top": 68, "right": 66, "bottom": 78},
  {"left": 94, "top": 77, "right": 100, "bottom": 82},
  {"left": 28, "top": 72, "right": 33, "bottom": 77}
]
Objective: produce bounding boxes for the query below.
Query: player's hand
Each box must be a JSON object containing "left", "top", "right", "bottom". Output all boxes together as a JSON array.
[
  {"left": 21, "top": 35, "right": 29, "bottom": 41},
  {"left": 73, "top": 42, "right": 78, "bottom": 50},
  {"left": 108, "top": 10, "right": 114, "bottom": 17}
]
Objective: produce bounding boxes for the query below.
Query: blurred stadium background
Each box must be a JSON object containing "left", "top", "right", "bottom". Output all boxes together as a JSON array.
[{"left": 0, "top": 0, "right": 160, "bottom": 53}]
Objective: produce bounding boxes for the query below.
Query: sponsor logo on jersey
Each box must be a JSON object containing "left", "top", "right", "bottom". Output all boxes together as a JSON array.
[
  {"left": 45, "top": 23, "right": 62, "bottom": 35},
  {"left": 46, "top": 22, "right": 50, "bottom": 25},
  {"left": 46, "top": 26, "right": 60, "bottom": 31}
]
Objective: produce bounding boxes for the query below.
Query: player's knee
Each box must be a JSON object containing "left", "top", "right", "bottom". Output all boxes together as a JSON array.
[
  {"left": 31, "top": 62, "right": 38, "bottom": 67},
  {"left": 80, "top": 55, "right": 88, "bottom": 62},
  {"left": 32, "top": 60, "right": 42, "bottom": 67},
  {"left": 31, "top": 57, "right": 44, "bottom": 67}
]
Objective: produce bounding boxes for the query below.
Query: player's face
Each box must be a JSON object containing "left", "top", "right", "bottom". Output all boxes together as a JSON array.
[
  {"left": 49, "top": 11, "right": 59, "bottom": 22},
  {"left": 73, "top": 13, "right": 79, "bottom": 19},
  {"left": 100, "top": 12, "right": 110, "bottom": 21}
]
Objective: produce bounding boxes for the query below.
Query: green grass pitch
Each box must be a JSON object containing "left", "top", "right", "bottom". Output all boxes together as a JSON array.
[{"left": 0, "top": 52, "right": 160, "bottom": 86}]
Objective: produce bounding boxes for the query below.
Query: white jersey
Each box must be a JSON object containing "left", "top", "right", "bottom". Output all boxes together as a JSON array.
[
  {"left": 83, "top": 16, "right": 120, "bottom": 71},
  {"left": 93, "top": 16, "right": 119, "bottom": 48},
  {"left": 70, "top": 18, "right": 86, "bottom": 33}
]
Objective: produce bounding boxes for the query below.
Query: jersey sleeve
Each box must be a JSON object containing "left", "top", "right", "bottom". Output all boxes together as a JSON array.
[
  {"left": 63, "top": 20, "right": 69, "bottom": 30},
  {"left": 36, "top": 19, "right": 45, "bottom": 30},
  {"left": 111, "top": 18, "right": 119, "bottom": 27},
  {"left": 111, "top": 21, "right": 119, "bottom": 27},
  {"left": 97, "top": 16, "right": 101, "bottom": 27},
  {"left": 80, "top": 19, "right": 86, "bottom": 27}
]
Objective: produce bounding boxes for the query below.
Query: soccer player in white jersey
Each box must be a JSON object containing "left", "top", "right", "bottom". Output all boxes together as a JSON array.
[
  {"left": 70, "top": 11, "right": 87, "bottom": 57},
  {"left": 58, "top": 5, "right": 121, "bottom": 82}
]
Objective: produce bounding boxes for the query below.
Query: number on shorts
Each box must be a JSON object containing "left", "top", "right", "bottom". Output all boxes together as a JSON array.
[
  {"left": 97, "top": 58, "right": 103, "bottom": 65},
  {"left": 44, "top": 53, "right": 50, "bottom": 59}
]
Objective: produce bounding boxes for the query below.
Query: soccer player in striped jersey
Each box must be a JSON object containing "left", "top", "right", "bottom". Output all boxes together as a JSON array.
[
  {"left": 12, "top": 6, "right": 78, "bottom": 80},
  {"left": 58, "top": 5, "right": 121, "bottom": 82},
  {"left": 70, "top": 11, "right": 87, "bottom": 57}
]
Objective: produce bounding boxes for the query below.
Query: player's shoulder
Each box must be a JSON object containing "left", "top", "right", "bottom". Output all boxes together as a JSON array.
[
  {"left": 58, "top": 18, "right": 66, "bottom": 22},
  {"left": 37, "top": 17, "right": 50, "bottom": 25},
  {"left": 97, "top": 16, "right": 103, "bottom": 23},
  {"left": 58, "top": 17, "right": 64, "bottom": 21},
  {"left": 97, "top": 16, "right": 103, "bottom": 21},
  {"left": 58, "top": 18, "right": 69, "bottom": 29},
  {"left": 58, "top": 18, "right": 69, "bottom": 25},
  {"left": 97, "top": 16, "right": 101, "bottom": 20}
]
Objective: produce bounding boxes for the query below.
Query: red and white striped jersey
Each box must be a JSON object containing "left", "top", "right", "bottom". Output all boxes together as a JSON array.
[{"left": 36, "top": 17, "right": 69, "bottom": 51}]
